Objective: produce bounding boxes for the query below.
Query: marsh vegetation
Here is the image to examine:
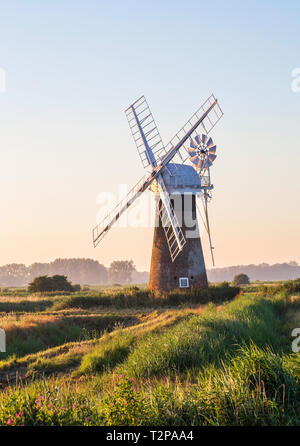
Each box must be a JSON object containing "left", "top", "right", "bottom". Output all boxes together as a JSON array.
[{"left": 0, "top": 281, "right": 300, "bottom": 426}]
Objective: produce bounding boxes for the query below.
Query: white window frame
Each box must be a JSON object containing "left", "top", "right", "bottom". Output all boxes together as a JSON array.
[{"left": 179, "top": 277, "right": 190, "bottom": 288}]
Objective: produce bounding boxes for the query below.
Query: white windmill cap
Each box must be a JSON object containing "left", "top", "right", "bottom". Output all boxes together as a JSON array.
[{"left": 160, "top": 163, "right": 202, "bottom": 194}]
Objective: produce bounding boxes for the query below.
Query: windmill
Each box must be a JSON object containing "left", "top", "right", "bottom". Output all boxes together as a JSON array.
[{"left": 92, "top": 94, "right": 223, "bottom": 291}]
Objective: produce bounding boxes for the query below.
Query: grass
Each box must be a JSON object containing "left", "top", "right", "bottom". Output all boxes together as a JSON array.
[
  {"left": 0, "top": 283, "right": 239, "bottom": 313},
  {"left": 52, "top": 283, "right": 239, "bottom": 310},
  {"left": 0, "top": 313, "right": 137, "bottom": 360},
  {"left": 117, "top": 295, "right": 282, "bottom": 379},
  {"left": 0, "top": 281, "right": 300, "bottom": 425},
  {"left": 0, "top": 299, "right": 53, "bottom": 313},
  {"left": 78, "top": 330, "right": 135, "bottom": 375},
  {"left": 258, "top": 279, "right": 300, "bottom": 296}
]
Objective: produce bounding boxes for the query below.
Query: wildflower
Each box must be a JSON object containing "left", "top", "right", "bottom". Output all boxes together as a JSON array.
[
  {"left": 129, "top": 378, "right": 133, "bottom": 381},
  {"left": 72, "top": 403, "right": 76, "bottom": 409},
  {"left": 86, "top": 417, "right": 90, "bottom": 422},
  {"left": 7, "top": 418, "right": 12, "bottom": 425},
  {"left": 119, "top": 374, "right": 123, "bottom": 378}
]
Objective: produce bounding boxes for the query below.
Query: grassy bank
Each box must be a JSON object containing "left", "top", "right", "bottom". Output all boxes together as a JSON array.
[
  {"left": 0, "top": 283, "right": 239, "bottom": 313},
  {"left": 0, "top": 282, "right": 299, "bottom": 425},
  {"left": 53, "top": 283, "right": 239, "bottom": 310},
  {"left": 0, "top": 314, "right": 137, "bottom": 360}
]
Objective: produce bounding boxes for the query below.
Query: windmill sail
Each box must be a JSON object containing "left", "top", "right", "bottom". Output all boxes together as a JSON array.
[
  {"left": 156, "top": 175, "right": 186, "bottom": 261},
  {"left": 158, "top": 94, "right": 223, "bottom": 165},
  {"left": 125, "top": 96, "right": 167, "bottom": 169},
  {"left": 93, "top": 170, "right": 186, "bottom": 261},
  {"left": 92, "top": 173, "right": 149, "bottom": 247}
]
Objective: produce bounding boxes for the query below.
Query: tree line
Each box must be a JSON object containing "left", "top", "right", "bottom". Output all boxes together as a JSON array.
[
  {"left": 207, "top": 261, "right": 300, "bottom": 282},
  {"left": 0, "top": 258, "right": 144, "bottom": 287},
  {"left": 1, "top": 259, "right": 298, "bottom": 287}
]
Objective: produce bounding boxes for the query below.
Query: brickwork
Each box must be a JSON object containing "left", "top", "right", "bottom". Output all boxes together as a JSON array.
[{"left": 149, "top": 194, "right": 208, "bottom": 291}]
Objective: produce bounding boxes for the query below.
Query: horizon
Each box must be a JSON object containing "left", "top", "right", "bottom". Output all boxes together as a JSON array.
[{"left": 0, "top": 256, "right": 299, "bottom": 272}]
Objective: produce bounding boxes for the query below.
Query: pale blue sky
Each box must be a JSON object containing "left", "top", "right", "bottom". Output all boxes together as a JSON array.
[{"left": 0, "top": 0, "right": 299, "bottom": 270}]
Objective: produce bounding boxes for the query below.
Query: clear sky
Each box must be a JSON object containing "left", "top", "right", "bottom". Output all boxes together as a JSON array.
[{"left": 0, "top": 0, "right": 299, "bottom": 271}]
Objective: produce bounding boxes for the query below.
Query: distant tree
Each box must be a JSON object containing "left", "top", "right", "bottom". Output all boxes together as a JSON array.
[
  {"left": 28, "top": 263, "right": 50, "bottom": 281},
  {"left": 28, "top": 275, "right": 77, "bottom": 293},
  {"left": 108, "top": 260, "right": 136, "bottom": 284},
  {"left": 0, "top": 263, "right": 29, "bottom": 286},
  {"left": 232, "top": 273, "right": 250, "bottom": 286},
  {"left": 48, "top": 258, "right": 108, "bottom": 285}
]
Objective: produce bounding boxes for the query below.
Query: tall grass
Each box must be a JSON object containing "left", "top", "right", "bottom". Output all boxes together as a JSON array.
[
  {"left": 146, "top": 345, "right": 300, "bottom": 425},
  {"left": 0, "top": 344, "right": 300, "bottom": 425},
  {"left": 78, "top": 330, "right": 135, "bottom": 374},
  {"left": 0, "top": 299, "right": 53, "bottom": 313},
  {"left": 1, "top": 315, "right": 135, "bottom": 360},
  {"left": 53, "top": 283, "right": 239, "bottom": 310},
  {"left": 119, "top": 295, "right": 281, "bottom": 378},
  {"left": 259, "top": 278, "right": 300, "bottom": 296}
]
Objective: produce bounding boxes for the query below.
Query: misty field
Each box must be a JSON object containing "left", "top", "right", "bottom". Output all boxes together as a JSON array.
[{"left": 0, "top": 281, "right": 300, "bottom": 426}]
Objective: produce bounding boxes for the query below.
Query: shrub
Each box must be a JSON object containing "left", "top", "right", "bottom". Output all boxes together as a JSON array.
[
  {"left": 232, "top": 273, "right": 250, "bottom": 286},
  {"left": 28, "top": 275, "right": 76, "bottom": 293}
]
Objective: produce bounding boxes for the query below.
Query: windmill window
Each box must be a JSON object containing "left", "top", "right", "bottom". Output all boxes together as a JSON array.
[{"left": 179, "top": 277, "right": 190, "bottom": 288}]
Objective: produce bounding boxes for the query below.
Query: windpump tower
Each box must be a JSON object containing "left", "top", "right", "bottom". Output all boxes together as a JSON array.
[{"left": 92, "top": 95, "right": 223, "bottom": 291}]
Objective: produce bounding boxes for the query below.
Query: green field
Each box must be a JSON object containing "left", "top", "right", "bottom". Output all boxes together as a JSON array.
[{"left": 0, "top": 281, "right": 300, "bottom": 426}]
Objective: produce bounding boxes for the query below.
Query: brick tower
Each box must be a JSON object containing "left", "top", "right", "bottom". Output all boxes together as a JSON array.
[{"left": 149, "top": 164, "right": 208, "bottom": 291}]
